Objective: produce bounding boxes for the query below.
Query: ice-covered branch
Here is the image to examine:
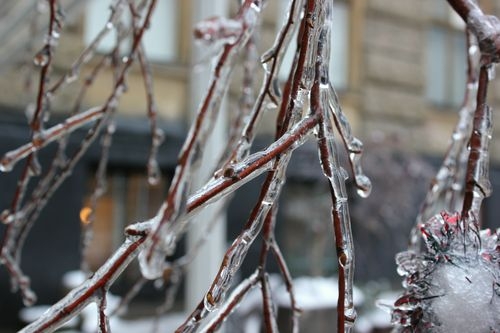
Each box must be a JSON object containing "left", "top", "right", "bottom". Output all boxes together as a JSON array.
[
  {"left": 19, "top": 229, "right": 148, "bottom": 333},
  {"left": 140, "top": 0, "right": 264, "bottom": 279},
  {"left": 447, "top": 0, "right": 500, "bottom": 63},
  {"left": 461, "top": 65, "right": 493, "bottom": 222}
]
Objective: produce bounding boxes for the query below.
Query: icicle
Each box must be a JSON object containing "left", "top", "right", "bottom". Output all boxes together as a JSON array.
[
  {"left": 313, "top": 2, "right": 360, "bottom": 329},
  {"left": 466, "top": 97, "right": 493, "bottom": 218},
  {"left": 328, "top": 87, "right": 371, "bottom": 197},
  {"left": 138, "top": 1, "right": 265, "bottom": 280},
  {"left": 200, "top": 270, "right": 259, "bottom": 332},
  {"left": 203, "top": 158, "right": 288, "bottom": 312}
]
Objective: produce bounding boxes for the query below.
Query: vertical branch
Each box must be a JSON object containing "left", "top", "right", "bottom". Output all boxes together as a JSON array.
[
  {"left": 260, "top": 272, "right": 279, "bottom": 333},
  {"left": 461, "top": 65, "right": 493, "bottom": 223},
  {"left": 137, "top": 45, "right": 164, "bottom": 186},
  {"left": 97, "top": 290, "right": 110, "bottom": 333},
  {"left": 0, "top": 0, "right": 160, "bottom": 305},
  {"left": 312, "top": 3, "right": 359, "bottom": 330},
  {"left": 19, "top": 229, "right": 148, "bottom": 333},
  {"left": 140, "top": 0, "right": 262, "bottom": 280},
  {"left": 411, "top": 29, "right": 480, "bottom": 250},
  {"left": 200, "top": 270, "right": 260, "bottom": 332}
]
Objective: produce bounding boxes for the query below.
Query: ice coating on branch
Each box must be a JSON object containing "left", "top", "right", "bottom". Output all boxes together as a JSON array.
[
  {"left": 467, "top": 102, "right": 493, "bottom": 216},
  {"left": 137, "top": 204, "right": 176, "bottom": 280},
  {"left": 328, "top": 84, "right": 371, "bottom": 198},
  {"left": 139, "top": 1, "right": 262, "bottom": 281},
  {"left": 177, "top": 154, "right": 292, "bottom": 332},
  {"left": 311, "top": 2, "right": 370, "bottom": 330},
  {"left": 413, "top": 31, "right": 481, "bottom": 251},
  {"left": 194, "top": 16, "right": 243, "bottom": 45},
  {"left": 392, "top": 211, "right": 500, "bottom": 332},
  {"left": 20, "top": 237, "right": 144, "bottom": 333}
]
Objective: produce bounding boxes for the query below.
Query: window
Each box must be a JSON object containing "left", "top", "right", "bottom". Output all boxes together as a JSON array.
[
  {"left": 81, "top": 171, "right": 169, "bottom": 270},
  {"left": 84, "top": 0, "right": 178, "bottom": 63},
  {"left": 426, "top": 3, "right": 467, "bottom": 108},
  {"left": 278, "top": 1, "right": 350, "bottom": 90}
]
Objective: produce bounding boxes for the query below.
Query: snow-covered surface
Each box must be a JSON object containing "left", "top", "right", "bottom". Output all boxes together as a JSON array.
[
  {"left": 20, "top": 302, "right": 186, "bottom": 333},
  {"left": 19, "top": 305, "right": 79, "bottom": 328},
  {"left": 79, "top": 293, "right": 121, "bottom": 332},
  {"left": 356, "top": 291, "right": 400, "bottom": 333},
  {"left": 108, "top": 313, "right": 186, "bottom": 332},
  {"left": 236, "top": 274, "right": 282, "bottom": 315},
  {"left": 62, "top": 270, "right": 87, "bottom": 289},
  {"left": 430, "top": 261, "right": 500, "bottom": 333},
  {"left": 274, "top": 276, "right": 364, "bottom": 310}
]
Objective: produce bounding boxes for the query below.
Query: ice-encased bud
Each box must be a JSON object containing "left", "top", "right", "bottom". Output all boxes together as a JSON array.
[{"left": 392, "top": 211, "right": 500, "bottom": 332}]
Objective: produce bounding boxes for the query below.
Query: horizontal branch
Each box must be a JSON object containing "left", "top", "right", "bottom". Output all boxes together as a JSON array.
[
  {"left": 19, "top": 233, "right": 147, "bottom": 333},
  {"left": 0, "top": 106, "right": 104, "bottom": 174},
  {"left": 187, "top": 114, "right": 319, "bottom": 212}
]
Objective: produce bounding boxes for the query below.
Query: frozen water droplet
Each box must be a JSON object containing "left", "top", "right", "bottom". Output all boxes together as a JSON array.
[
  {"left": 105, "top": 22, "right": 114, "bottom": 30},
  {"left": 338, "top": 250, "right": 351, "bottom": 268},
  {"left": 43, "top": 110, "right": 50, "bottom": 122},
  {"left": 138, "top": 247, "right": 165, "bottom": 280},
  {"left": 261, "top": 49, "right": 274, "bottom": 63},
  {"left": 266, "top": 102, "right": 278, "bottom": 110},
  {"left": 348, "top": 138, "right": 363, "bottom": 154},
  {"left": 487, "top": 65, "right": 496, "bottom": 80},
  {"left": 22, "top": 289, "right": 37, "bottom": 307},
  {"left": 154, "top": 278, "right": 164, "bottom": 289},
  {"left": 204, "top": 292, "right": 218, "bottom": 312},
  {"left": 28, "top": 157, "right": 42, "bottom": 177},
  {"left": 0, "top": 154, "right": 15, "bottom": 172},
  {"left": 153, "top": 129, "right": 165, "bottom": 147},
  {"left": 355, "top": 175, "right": 372, "bottom": 198},
  {"left": 261, "top": 200, "right": 273, "bottom": 206},
  {"left": 33, "top": 47, "right": 50, "bottom": 67},
  {"left": 51, "top": 30, "right": 60, "bottom": 40},
  {"left": 65, "top": 68, "right": 79, "bottom": 84},
  {"left": 469, "top": 44, "right": 479, "bottom": 56},
  {"left": 107, "top": 121, "right": 116, "bottom": 134},
  {"left": 148, "top": 160, "right": 161, "bottom": 186},
  {"left": 0, "top": 209, "right": 12, "bottom": 224},
  {"left": 24, "top": 103, "right": 35, "bottom": 123}
]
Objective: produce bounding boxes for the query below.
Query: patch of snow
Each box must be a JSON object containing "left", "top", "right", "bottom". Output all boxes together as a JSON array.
[
  {"left": 274, "top": 276, "right": 364, "bottom": 310},
  {"left": 19, "top": 305, "right": 79, "bottom": 328},
  {"left": 61, "top": 270, "right": 87, "bottom": 290},
  {"left": 109, "top": 313, "right": 186, "bottom": 332},
  {"left": 429, "top": 261, "right": 500, "bottom": 333},
  {"left": 80, "top": 293, "right": 122, "bottom": 332},
  {"left": 356, "top": 291, "right": 400, "bottom": 333}
]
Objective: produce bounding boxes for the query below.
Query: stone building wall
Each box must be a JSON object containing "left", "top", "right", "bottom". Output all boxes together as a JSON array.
[{"left": 0, "top": 1, "right": 498, "bottom": 160}]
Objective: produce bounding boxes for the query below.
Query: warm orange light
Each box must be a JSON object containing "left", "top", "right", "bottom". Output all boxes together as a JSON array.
[{"left": 79, "top": 207, "right": 93, "bottom": 225}]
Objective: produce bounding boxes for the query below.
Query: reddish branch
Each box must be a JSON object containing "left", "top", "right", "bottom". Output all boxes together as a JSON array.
[
  {"left": 20, "top": 231, "right": 147, "bottom": 333},
  {"left": 447, "top": 0, "right": 500, "bottom": 63},
  {"left": 1, "top": 0, "right": 462, "bottom": 331},
  {"left": 145, "top": 0, "right": 262, "bottom": 264},
  {"left": 461, "top": 65, "right": 492, "bottom": 221},
  {"left": 137, "top": 44, "right": 164, "bottom": 186},
  {"left": 0, "top": 0, "right": 159, "bottom": 306}
]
